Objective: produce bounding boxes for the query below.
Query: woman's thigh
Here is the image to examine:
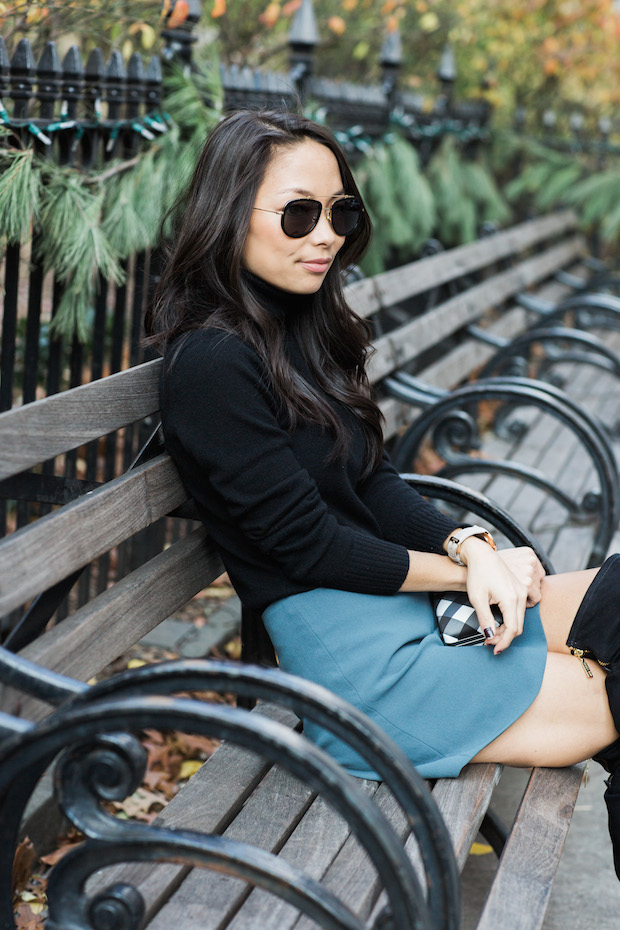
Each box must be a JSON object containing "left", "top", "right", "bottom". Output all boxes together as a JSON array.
[
  {"left": 471, "top": 651, "right": 617, "bottom": 767},
  {"left": 537, "top": 567, "right": 599, "bottom": 654}
]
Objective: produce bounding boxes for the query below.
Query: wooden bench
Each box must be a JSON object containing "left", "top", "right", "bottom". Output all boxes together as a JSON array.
[
  {"left": 1, "top": 209, "right": 613, "bottom": 929},
  {"left": 349, "top": 208, "right": 620, "bottom": 570}
]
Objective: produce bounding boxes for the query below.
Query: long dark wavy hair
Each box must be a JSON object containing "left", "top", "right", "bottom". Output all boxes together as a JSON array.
[{"left": 145, "top": 108, "right": 383, "bottom": 477}]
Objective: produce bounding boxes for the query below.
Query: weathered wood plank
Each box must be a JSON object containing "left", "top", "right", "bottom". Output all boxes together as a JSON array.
[
  {"left": 368, "top": 239, "right": 584, "bottom": 383},
  {"left": 345, "top": 275, "right": 382, "bottom": 319},
  {"left": 476, "top": 765, "right": 584, "bottom": 930},
  {"left": 148, "top": 766, "right": 317, "bottom": 929},
  {"left": 431, "top": 763, "right": 503, "bottom": 870},
  {"left": 9, "top": 528, "right": 223, "bottom": 720},
  {"left": 227, "top": 787, "right": 379, "bottom": 930},
  {"left": 0, "top": 360, "right": 162, "bottom": 479},
  {"left": 293, "top": 782, "right": 409, "bottom": 930},
  {"left": 0, "top": 454, "right": 186, "bottom": 616},
  {"left": 366, "top": 764, "right": 503, "bottom": 928},
  {"left": 372, "top": 212, "right": 581, "bottom": 309}
]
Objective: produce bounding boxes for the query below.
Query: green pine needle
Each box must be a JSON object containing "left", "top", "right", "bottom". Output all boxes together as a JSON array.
[{"left": 0, "top": 147, "right": 40, "bottom": 243}]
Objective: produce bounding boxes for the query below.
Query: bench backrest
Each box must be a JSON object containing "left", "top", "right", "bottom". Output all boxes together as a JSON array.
[{"left": 0, "top": 210, "right": 583, "bottom": 716}]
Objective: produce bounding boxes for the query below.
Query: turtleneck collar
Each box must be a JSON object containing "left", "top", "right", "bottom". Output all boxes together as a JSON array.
[{"left": 243, "top": 271, "right": 316, "bottom": 322}]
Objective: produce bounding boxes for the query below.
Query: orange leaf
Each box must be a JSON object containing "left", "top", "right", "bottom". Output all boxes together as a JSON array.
[
  {"left": 40, "top": 838, "right": 82, "bottom": 867},
  {"left": 211, "top": 0, "right": 226, "bottom": 16},
  {"left": 328, "top": 15, "right": 346, "bottom": 35},
  {"left": 259, "top": 2, "right": 281, "bottom": 27},
  {"left": 168, "top": 0, "right": 189, "bottom": 28}
]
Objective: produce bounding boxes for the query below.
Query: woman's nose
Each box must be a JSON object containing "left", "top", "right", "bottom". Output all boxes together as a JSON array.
[{"left": 308, "top": 209, "right": 337, "bottom": 245}]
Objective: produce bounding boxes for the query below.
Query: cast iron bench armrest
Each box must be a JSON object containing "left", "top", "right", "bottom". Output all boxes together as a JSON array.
[
  {"left": 467, "top": 325, "right": 620, "bottom": 383},
  {"left": 400, "top": 474, "right": 554, "bottom": 574},
  {"left": 0, "top": 660, "right": 460, "bottom": 930},
  {"left": 518, "top": 290, "right": 620, "bottom": 330},
  {"left": 386, "top": 375, "right": 619, "bottom": 569}
]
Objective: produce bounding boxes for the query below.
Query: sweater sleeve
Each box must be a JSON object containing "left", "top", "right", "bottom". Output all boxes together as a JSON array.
[
  {"left": 357, "top": 452, "right": 458, "bottom": 553},
  {"left": 162, "top": 333, "right": 410, "bottom": 595}
]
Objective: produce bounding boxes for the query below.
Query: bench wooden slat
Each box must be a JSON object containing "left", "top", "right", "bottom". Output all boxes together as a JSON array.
[
  {"left": 368, "top": 238, "right": 584, "bottom": 383},
  {"left": 371, "top": 212, "right": 581, "bottom": 310},
  {"left": 0, "top": 454, "right": 185, "bottom": 616},
  {"left": 293, "top": 782, "right": 410, "bottom": 930},
  {"left": 0, "top": 359, "right": 162, "bottom": 480},
  {"left": 476, "top": 765, "right": 584, "bottom": 930},
  {"left": 9, "top": 528, "right": 223, "bottom": 720},
  {"left": 226, "top": 788, "right": 378, "bottom": 930},
  {"left": 345, "top": 275, "right": 382, "bottom": 319},
  {"left": 364, "top": 764, "right": 502, "bottom": 928},
  {"left": 431, "top": 763, "right": 503, "bottom": 870},
  {"left": 147, "top": 764, "right": 317, "bottom": 930}
]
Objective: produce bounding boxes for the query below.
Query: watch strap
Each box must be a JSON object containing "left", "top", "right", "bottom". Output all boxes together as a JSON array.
[{"left": 446, "top": 526, "right": 497, "bottom": 566}]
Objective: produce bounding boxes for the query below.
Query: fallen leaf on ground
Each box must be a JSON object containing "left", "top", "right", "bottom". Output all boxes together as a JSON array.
[
  {"left": 110, "top": 786, "right": 166, "bottom": 822},
  {"left": 179, "top": 759, "right": 204, "bottom": 780},
  {"left": 39, "top": 835, "right": 84, "bottom": 867},
  {"left": 12, "top": 840, "right": 36, "bottom": 899}
]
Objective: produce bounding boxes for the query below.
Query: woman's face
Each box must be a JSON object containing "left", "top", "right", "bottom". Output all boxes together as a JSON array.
[{"left": 243, "top": 139, "right": 348, "bottom": 294}]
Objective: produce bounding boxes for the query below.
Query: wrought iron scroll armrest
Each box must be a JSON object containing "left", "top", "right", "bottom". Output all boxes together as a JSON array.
[
  {"left": 554, "top": 269, "right": 587, "bottom": 291},
  {"left": 0, "top": 664, "right": 462, "bottom": 930},
  {"left": 382, "top": 375, "right": 446, "bottom": 409},
  {"left": 527, "top": 292, "right": 620, "bottom": 330},
  {"left": 477, "top": 327, "right": 620, "bottom": 380},
  {"left": 0, "top": 645, "right": 86, "bottom": 708},
  {"left": 516, "top": 292, "right": 554, "bottom": 315},
  {"left": 389, "top": 377, "right": 619, "bottom": 569},
  {"left": 465, "top": 325, "right": 508, "bottom": 349},
  {"left": 399, "top": 473, "right": 554, "bottom": 574}
]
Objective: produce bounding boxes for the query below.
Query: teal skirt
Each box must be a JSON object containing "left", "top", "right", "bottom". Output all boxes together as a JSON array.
[{"left": 263, "top": 589, "right": 547, "bottom": 780}]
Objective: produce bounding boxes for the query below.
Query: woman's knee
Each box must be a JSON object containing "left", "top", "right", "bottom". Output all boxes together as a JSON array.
[
  {"left": 538, "top": 568, "right": 599, "bottom": 654},
  {"left": 471, "top": 652, "right": 617, "bottom": 767}
]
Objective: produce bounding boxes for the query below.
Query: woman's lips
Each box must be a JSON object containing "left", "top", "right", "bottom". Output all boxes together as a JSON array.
[{"left": 300, "top": 259, "right": 331, "bottom": 273}]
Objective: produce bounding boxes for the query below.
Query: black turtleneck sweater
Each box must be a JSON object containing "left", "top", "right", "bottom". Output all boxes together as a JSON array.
[{"left": 160, "top": 276, "right": 457, "bottom": 611}]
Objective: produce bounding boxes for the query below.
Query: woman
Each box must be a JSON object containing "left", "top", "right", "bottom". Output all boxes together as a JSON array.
[{"left": 146, "top": 109, "right": 620, "bottom": 875}]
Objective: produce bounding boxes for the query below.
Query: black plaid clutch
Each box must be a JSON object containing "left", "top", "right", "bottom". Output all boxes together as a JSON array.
[{"left": 433, "top": 591, "right": 504, "bottom": 646}]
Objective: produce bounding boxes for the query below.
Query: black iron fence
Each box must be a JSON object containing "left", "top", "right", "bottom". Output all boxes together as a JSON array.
[{"left": 0, "top": 33, "right": 171, "bottom": 634}]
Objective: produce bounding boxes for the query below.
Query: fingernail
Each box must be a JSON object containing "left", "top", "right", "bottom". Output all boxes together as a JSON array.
[{"left": 484, "top": 627, "right": 494, "bottom": 640}]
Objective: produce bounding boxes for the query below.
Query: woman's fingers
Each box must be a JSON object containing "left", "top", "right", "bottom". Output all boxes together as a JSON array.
[
  {"left": 497, "top": 547, "right": 545, "bottom": 606},
  {"left": 461, "top": 539, "right": 529, "bottom": 655},
  {"left": 473, "top": 589, "right": 526, "bottom": 654}
]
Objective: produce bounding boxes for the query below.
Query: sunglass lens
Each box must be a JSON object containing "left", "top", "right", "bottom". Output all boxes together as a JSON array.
[
  {"left": 282, "top": 200, "right": 321, "bottom": 238},
  {"left": 331, "top": 198, "right": 362, "bottom": 236}
]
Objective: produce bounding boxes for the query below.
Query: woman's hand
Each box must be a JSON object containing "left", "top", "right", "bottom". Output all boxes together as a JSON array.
[
  {"left": 497, "top": 546, "right": 545, "bottom": 608},
  {"left": 459, "top": 538, "right": 535, "bottom": 654}
]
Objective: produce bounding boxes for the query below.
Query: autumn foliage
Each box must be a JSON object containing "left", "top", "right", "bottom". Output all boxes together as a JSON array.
[
  {"left": 4, "top": 0, "right": 620, "bottom": 124},
  {"left": 212, "top": 0, "right": 620, "bottom": 123}
]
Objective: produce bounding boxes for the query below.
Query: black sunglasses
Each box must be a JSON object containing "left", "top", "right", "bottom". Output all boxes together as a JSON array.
[{"left": 253, "top": 195, "right": 364, "bottom": 239}]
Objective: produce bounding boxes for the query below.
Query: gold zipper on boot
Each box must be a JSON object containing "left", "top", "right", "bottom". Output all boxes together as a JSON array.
[{"left": 570, "top": 648, "right": 594, "bottom": 678}]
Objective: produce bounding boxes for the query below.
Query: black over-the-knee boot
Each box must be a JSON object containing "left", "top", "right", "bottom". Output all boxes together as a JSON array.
[{"left": 566, "top": 553, "right": 620, "bottom": 879}]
